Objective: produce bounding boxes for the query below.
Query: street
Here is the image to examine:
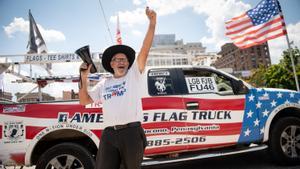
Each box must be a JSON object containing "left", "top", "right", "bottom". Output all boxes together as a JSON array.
[
  {"left": 3, "top": 149, "right": 300, "bottom": 169},
  {"left": 143, "top": 150, "right": 300, "bottom": 169}
]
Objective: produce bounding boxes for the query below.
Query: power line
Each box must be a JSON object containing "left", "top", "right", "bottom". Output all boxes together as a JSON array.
[{"left": 97, "top": 0, "right": 114, "bottom": 44}]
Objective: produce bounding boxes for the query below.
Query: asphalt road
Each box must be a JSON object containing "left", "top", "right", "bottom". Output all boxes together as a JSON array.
[
  {"left": 143, "top": 150, "right": 300, "bottom": 169},
  {"left": 5, "top": 150, "right": 300, "bottom": 169}
]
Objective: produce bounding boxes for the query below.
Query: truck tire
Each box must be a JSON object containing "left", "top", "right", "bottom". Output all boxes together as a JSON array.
[
  {"left": 269, "top": 117, "right": 300, "bottom": 165},
  {"left": 35, "top": 142, "right": 95, "bottom": 169}
]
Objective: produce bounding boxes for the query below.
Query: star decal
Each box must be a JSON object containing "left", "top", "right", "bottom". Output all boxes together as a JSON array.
[
  {"left": 289, "top": 93, "right": 295, "bottom": 98},
  {"left": 247, "top": 110, "right": 254, "bottom": 118},
  {"left": 277, "top": 92, "right": 282, "bottom": 98},
  {"left": 260, "top": 127, "right": 265, "bottom": 134},
  {"left": 270, "top": 100, "right": 277, "bottom": 107},
  {"left": 254, "top": 118, "right": 260, "bottom": 127},
  {"left": 263, "top": 92, "right": 269, "bottom": 97},
  {"left": 248, "top": 94, "right": 255, "bottom": 101},
  {"left": 244, "top": 128, "right": 251, "bottom": 136},
  {"left": 262, "top": 109, "right": 269, "bottom": 117},
  {"left": 256, "top": 101, "right": 262, "bottom": 109}
]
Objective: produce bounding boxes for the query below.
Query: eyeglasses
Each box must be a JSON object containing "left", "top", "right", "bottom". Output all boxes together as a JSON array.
[{"left": 111, "top": 57, "right": 128, "bottom": 63}]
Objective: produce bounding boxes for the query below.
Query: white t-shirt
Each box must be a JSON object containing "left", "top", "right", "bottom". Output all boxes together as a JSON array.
[{"left": 88, "top": 61, "right": 143, "bottom": 127}]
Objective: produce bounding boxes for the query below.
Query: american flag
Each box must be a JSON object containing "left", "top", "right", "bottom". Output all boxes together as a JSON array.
[
  {"left": 116, "top": 15, "right": 122, "bottom": 45},
  {"left": 238, "top": 88, "right": 300, "bottom": 143},
  {"left": 225, "top": 0, "right": 287, "bottom": 49}
]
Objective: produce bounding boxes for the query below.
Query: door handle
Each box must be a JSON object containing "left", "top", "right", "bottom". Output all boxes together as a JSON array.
[{"left": 186, "top": 102, "right": 199, "bottom": 110}]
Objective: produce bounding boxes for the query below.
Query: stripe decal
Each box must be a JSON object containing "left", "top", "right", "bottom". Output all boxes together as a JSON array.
[
  {"left": 0, "top": 104, "right": 102, "bottom": 119},
  {"left": 26, "top": 126, "right": 46, "bottom": 139},
  {"left": 142, "top": 97, "right": 245, "bottom": 110}
]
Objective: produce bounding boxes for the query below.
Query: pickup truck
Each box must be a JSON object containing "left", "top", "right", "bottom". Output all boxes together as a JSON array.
[{"left": 1, "top": 66, "right": 300, "bottom": 168}]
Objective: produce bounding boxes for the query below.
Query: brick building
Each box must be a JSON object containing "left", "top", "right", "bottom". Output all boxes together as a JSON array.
[
  {"left": 63, "top": 89, "right": 79, "bottom": 100},
  {"left": 213, "top": 42, "right": 271, "bottom": 71}
]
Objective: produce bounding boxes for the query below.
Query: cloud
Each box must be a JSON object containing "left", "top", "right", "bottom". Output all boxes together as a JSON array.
[
  {"left": 268, "top": 22, "right": 300, "bottom": 64},
  {"left": 194, "top": 0, "right": 251, "bottom": 50},
  {"left": 146, "top": 0, "right": 191, "bottom": 16},
  {"left": 287, "top": 22, "right": 300, "bottom": 49},
  {"left": 110, "top": 8, "right": 147, "bottom": 27},
  {"left": 133, "top": 0, "right": 143, "bottom": 6},
  {"left": 111, "top": 0, "right": 192, "bottom": 27},
  {"left": 3, "top": 17, "right": 66, "bottom": 42},
  {"left": 113, "top": 0, "right": 250, "bottom": 50},
  {"left": 3, "top": 17, "right": 28, "bottom": 37},
  {"left": 131, "top": 30, "right": 142, "bottom": 37}
]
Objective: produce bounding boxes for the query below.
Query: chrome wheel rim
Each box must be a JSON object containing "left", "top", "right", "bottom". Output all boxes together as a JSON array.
[
  {"left": 280, "top": 125, "right": 300, "bottom": 158},
  {"left": 45, "top": 154, "right": 84, "bottom": 169}
]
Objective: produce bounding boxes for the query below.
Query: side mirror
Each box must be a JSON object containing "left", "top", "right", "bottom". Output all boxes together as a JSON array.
[{"left": 232, "top": 80, "right": 249, "bottom": 95}]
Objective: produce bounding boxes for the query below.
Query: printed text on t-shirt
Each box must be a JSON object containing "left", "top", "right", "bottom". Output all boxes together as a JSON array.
[{"left": 103, "top": 81, "right": 127, "bottom": 100}]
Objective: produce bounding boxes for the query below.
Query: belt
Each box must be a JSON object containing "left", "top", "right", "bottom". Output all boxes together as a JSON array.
[{"left": 107, "top": 122, "right": 141, "bottom": 131}]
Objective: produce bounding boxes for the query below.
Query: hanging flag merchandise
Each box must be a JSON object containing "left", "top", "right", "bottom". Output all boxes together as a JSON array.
[
  {"left": 116, "top": 14, "right": 122, "bottom": 45},
  {"left": 27, "top": 10, "right": 48, "bottom": 54},
  {"left": 225, "top": 0, "right": 286, "bottom": 49}
]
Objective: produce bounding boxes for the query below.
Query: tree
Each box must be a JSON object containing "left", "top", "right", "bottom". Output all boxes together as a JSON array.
[
  {"left": 248, "top": 47, "right": 300, "bottom": 90},
  {"left": 247, "top": 65, "right": 267, "bottom": 87}
]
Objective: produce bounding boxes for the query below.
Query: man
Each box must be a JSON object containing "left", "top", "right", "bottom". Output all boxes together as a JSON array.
[{"left": 79, "top": 7, "right": 156, "bottom": 169}]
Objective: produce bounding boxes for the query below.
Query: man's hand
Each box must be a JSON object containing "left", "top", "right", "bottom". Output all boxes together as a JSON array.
[
  {"left": 146, "top": 7, "right": 156, "bottom": 26},
  {"left": 79, "top": 63, "right": 93, "bottom": 105},
  {"left": 80, "top": 63, "right": 92, "bottom": 79}
]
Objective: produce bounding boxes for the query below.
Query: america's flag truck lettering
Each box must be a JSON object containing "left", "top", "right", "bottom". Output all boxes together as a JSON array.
[{"left": 1, "top": 66, "right": 299, "bottom": 168}]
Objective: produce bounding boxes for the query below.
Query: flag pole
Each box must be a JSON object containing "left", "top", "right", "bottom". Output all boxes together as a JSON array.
[
  {"left": 285, "top": 34, "right": 299, "bottom": 91},
  {"left": 277, "top": 0, "right": 300, "bottom": 91}
]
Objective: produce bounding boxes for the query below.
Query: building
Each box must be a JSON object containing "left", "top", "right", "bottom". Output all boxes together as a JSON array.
[
  {"left": 15, "top": 92, "right": 55, "bottom": 103},
  {"left": 148, "top": 34, "right": 208, "bottom": 67},
  {"left": 213, "top": 42, "right": 271, "bottom": 72},
  {"left": 192, "top": 52, "right": 221, "bottom": 66},
  {"left": 63, "top": 90, "right": 79, "bottom": 100},
  {"left": 147, "top": 53, "right": 193, "bottom": 67},
  {"left": 152, "top": 34, "right": 176, "bottom": 47},
  {"left": 0, "top": 91, "right": 13, "bottom": 101},
  {"left": 151, "top": 34, "right": 206, "bottom": 55}
]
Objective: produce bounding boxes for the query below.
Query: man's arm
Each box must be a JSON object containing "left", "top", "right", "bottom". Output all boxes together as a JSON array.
[
  {"left": 79, "top": 64, "right": 93, "bottom": 105},
  {"left": 137, "top": 7, "right": 156, "bottom": 73}
]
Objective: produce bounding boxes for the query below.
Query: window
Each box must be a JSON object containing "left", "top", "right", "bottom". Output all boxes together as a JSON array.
[
  {"left": 147, "top": 69, "right": 177, "bottom": 96},
  {"left": 182, "top": 58, "right": 188, "bottom": 65},
  {"left": 182, "top": 69, "right": 234, "bottom": 95}
]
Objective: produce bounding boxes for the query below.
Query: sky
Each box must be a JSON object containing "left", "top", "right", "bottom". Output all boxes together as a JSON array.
[{"left": 0, "top": 0, "right": 300, "bottom": 99}]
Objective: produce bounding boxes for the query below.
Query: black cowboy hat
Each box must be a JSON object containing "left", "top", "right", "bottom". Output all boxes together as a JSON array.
[{"left": 102, "top": 44, "right": 136, "bottom": 73}]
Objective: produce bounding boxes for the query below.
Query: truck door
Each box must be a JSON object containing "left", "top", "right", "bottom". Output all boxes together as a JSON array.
[
  {"left": 178, "top": 68, "right": 247, "bottom": 151},
  {"left": 142, "top": 68, "right": 188, "bottom": 155}
]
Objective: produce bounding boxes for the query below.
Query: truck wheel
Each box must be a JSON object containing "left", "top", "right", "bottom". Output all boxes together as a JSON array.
[
  {"left": 269, "top": 117, "right": 300, "bottom": 165},
  {"left": 36, "top": 142, "right": 95, "bottom": 169}
]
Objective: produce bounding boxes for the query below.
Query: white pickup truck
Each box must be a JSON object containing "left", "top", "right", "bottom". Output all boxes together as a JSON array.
[{"left": 1, "top": 66, "right": 299, "bottom": 168}]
